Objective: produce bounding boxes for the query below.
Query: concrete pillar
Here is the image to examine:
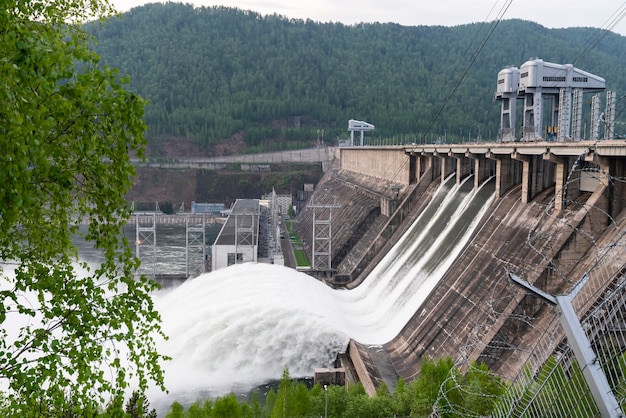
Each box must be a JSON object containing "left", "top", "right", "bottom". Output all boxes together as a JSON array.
[
  {"left": 515, "top": 154, "right": 551, "bottom": 203},
  {"left": 417, "top": 154, "right": 423, "bottom": 183},
  {"left": 512, "top": 152, "right": 531, "bottom": 203},
  {"left": 499, "top": 94, "right": 517, "bottom": 141},
  {"left": 523, "top": 89, "right": 544, "bottom": 141},
  {"left": 609, "top": 156, "right": 626, "bottom": 215},
  {"left": 487, "top": 153, "right": 521, "bottom": 198},
  {"left": 427, "top": 153, "right": 440, "bottom": 182},
  {"left": 594, "top": 157, "right": 611, "bottom": 189},
  {"left": 420, "top": 153, "right": 434, "bottom": 182},
  {"left": 437, "top": 153, "right": 443, "bottom": 183},
  {"left": 450, "top": 152, "right": 472, "bottom": 185},
  {"left": 380, "top": 197, "right": 393, "bottom": 217},
  {"left": 438, "top": 153, "right": 447, "bottom": 184},
  {"left": 486, "top": 153, "right": 503, "bottom": 198},
  {"left": 543, "top": 152, "right": 566, "bottom": 212},
  {"left": 587, "top": 154, "right": 612, "bottom": 227},
  {"left": 408, "top": 152, "right": 418, "bottom": 184},
  {"left": 466, "top": 152, "right": 492, "bottom": 190},
  {"left": 451, "top": 155, "right": 463, "bottom": 186},
  {"left": 535, "top": 156, "right": 555, "bottom": 199},
  {"left": 415, "top": 153, "right": 425, "bottom": 183},
  {"left": 439, "top": 155, "right": 456, "bottom": 183}
]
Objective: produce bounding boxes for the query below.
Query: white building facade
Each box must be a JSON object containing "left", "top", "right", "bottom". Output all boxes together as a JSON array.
[{"left": 211, "top": 199, "right": 260, "bottom": 271}]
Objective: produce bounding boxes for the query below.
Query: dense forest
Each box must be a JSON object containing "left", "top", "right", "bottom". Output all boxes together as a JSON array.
[
  {"left": 164, "top": 359, "right": 506, "bottom": 418},
  {"left": 161, "top": 355, "right": 610, "bottom": 417},
  {"left": 87, "top": 3, "right": 626, "bottom": 154}
]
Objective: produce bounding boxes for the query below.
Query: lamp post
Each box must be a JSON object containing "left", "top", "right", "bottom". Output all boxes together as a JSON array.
[{"left": 324, "top": 384, "right": 328, "bottom": 418}]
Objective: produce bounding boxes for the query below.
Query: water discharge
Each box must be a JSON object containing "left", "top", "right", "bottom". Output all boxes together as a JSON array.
[{"left": 150, "top": 175, "right": 495, "bottom": 407}]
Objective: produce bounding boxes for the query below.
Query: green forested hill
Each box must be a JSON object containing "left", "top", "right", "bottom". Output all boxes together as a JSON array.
[{"left": 86, "top": 3, "right": 626, "bottom": 153}]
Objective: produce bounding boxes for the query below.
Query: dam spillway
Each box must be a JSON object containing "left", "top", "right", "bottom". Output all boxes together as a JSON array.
[
  {"left": 297, "top": 141, "right": 626, "bottom": 393},
  {"left": 330, "top": 141, "right": 626, "bottom": 386},
  {"left": 337, "top": 175, "right": 495, "bottom": 343},
  {"left": 149, "top": 174, "right": 495, "bottom": 406}
]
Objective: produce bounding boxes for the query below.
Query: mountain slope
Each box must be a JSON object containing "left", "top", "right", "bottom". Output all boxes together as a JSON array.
[{"left": 87, "top": 3, "right": 626, "bottom": 153}]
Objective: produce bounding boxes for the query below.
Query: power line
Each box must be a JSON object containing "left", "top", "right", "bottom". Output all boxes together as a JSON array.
[
  {"left": 571, "top": 2, "right": 626, "bottom": 66},
  {"left": 421, "top": 0, "right": 514, "bottom": 142},
  {"left": 385, "top": 0, "right": 515, "bottom": 185}
]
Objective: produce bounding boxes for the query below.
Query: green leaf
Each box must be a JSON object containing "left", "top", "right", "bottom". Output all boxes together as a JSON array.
[{"left": 0, "top": 2, "right": 164, "bottom": 415}]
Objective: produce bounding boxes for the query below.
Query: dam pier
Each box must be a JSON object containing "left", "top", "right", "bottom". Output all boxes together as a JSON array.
[
  {"left": 293, "top": 138, "right": 626, "bottom": 403},
  {"left": 306, "top": 140, "right": 626, "bottom": 282}
]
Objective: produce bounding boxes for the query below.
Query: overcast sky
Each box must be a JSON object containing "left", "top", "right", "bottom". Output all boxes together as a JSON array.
[{"left": 112, "top": 0, "right": 626, "bottom": 36}]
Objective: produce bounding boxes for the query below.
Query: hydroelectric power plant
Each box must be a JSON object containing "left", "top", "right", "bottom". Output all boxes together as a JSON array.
[{"left": 147, "top": 60, "right": 626, "bottom": 415}]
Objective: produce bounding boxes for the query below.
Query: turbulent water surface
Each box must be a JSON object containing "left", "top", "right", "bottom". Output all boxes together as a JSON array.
[{"left": 146, "top": 176, "right": 495, "bottom": 409}]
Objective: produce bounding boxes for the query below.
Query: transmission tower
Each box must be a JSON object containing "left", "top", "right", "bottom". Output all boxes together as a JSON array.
[
  {"left": 186, "top": 214, "right": 206, "bottom": 277},
  {"left": 135, "top": 212, "right": 157, "bottom": 278},
  {"left": 310, "top": 202, "right": 341, "bottom": 270},
  {"left": 234, "top": 212, "right": 255, "bottom": 264}
]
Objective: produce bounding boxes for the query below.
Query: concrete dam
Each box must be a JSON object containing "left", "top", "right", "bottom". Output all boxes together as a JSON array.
[{"left": 293, "top": 141, "right": 626, "bottom": 394}]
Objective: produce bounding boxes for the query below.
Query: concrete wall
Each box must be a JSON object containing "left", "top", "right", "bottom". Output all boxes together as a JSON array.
[
  {"left": 211, "top": 244, "right": 257, "bottom": 271},
  {"left": 348, "top": 340, "right": 377, "bottom": 396},
  {"left": 329, "top": 142, "right": 626, "bottom": 395},
  {"left": 133, "top": 147, "right": 330, "bottom": 167},
  {"left": 339, "top": 147, "right": 410, "bottom": 185}
]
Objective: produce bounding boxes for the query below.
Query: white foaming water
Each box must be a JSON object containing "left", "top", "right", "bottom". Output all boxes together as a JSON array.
[
  {"left": 151, "top": 176, "right": 495, "bottom": 408},
  {"left": 153, "top": 263, "right": 351, "bottom": 402}
]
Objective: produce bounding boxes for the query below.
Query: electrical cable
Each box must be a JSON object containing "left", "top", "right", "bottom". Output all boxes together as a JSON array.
[
  {"left": 382, "top": 0, "right": 515, "bottom": 187},
  {"left": 420, "top": 0, "right": 514, "bottom": 143},
  {"left": 571, "top": 2, "right": 626, "bottom": 66}
]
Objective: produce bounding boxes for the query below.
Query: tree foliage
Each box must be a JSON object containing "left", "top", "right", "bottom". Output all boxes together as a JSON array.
[
  {"left": 87, "top": 4, "right": 626, "bottom": 150},
  {"left": 164, "top": 357, "right": 506, "bottom": 417},
  {"left": 0, "top": 0, "right": 165, "bottom": 414},
  {"left": 494, "top": 356, "right": 600, "bottom": 418},
  {"left": 125, "top": 391, "right": 157, "bottom": 418}
]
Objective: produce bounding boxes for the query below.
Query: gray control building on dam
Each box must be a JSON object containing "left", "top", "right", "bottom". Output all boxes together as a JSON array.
[{"left": 291, "top": 59, "right": 626, "bottom": 414}]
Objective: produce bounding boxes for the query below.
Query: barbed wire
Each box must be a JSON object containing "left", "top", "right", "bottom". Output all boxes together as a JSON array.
[{"left": 430, "top": 150, "right": 626, "bottom": 417}]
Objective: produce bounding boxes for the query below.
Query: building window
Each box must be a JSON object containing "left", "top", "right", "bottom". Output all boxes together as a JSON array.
[
  {"left": 542, "top": 76, "right": 566, "bottom": 82},
  {"left": 227, "top": 253, "right": 243, "bottom": 266}
]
